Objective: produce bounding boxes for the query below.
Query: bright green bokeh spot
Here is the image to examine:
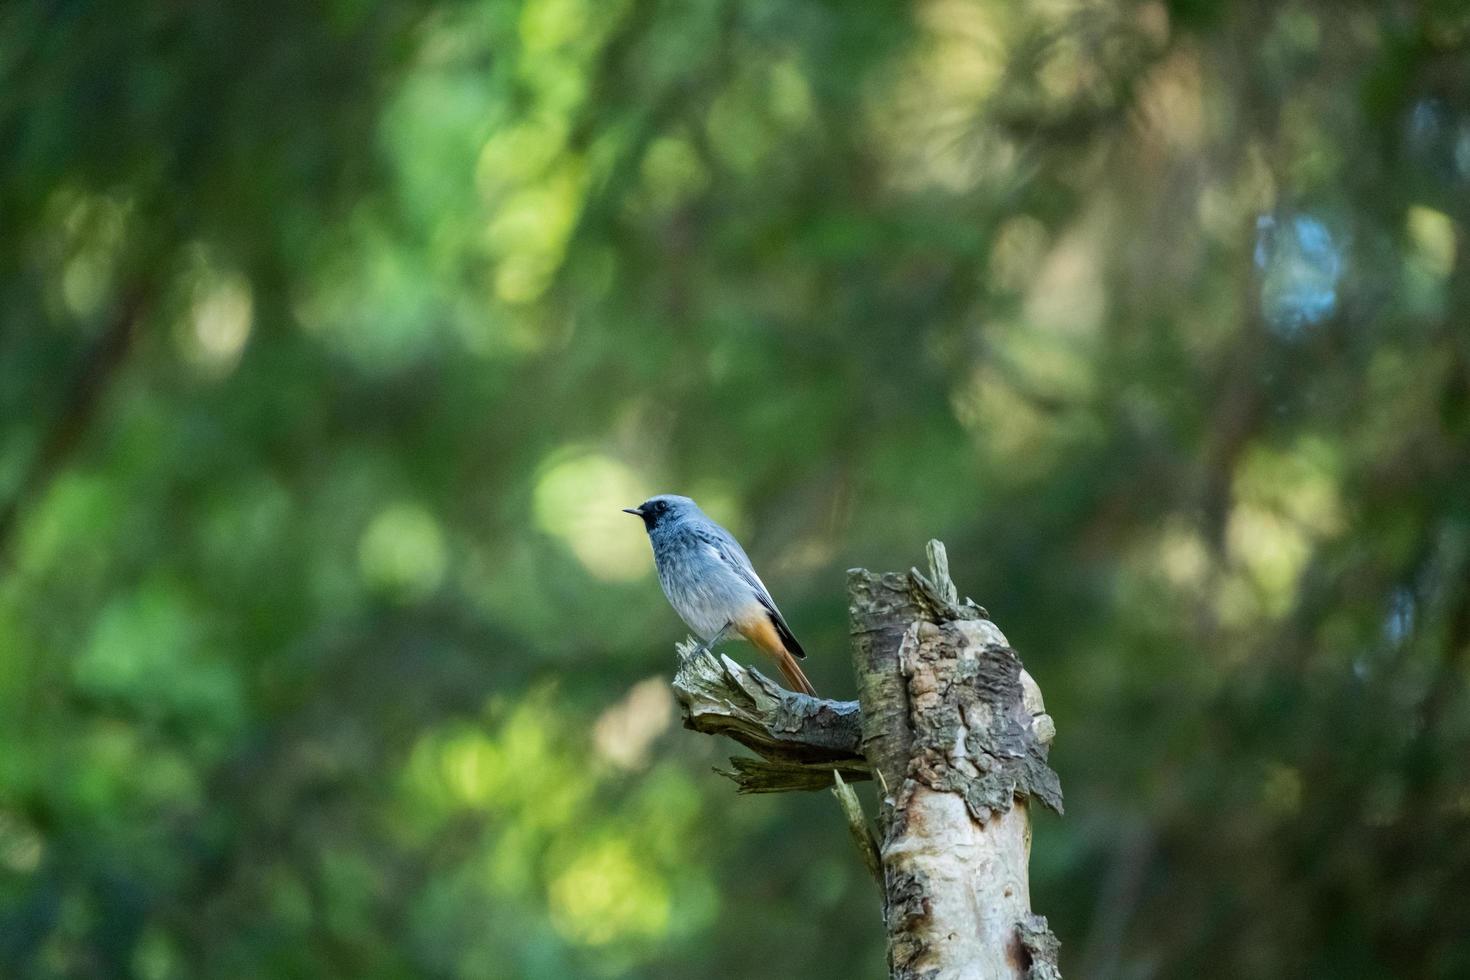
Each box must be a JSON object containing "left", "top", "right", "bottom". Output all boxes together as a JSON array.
[
  {"left": 358, "top": 503, "right": 449, "bottom": 602},
  {"left": 548, "top": 838, "right": 670, "bottom": 946},
  {"left": 532, "top": 451, "right": 650, "bottom": 582}
]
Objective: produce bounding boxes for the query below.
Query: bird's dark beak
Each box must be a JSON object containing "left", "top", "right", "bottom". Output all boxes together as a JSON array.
[{"left": 622, "top": 506, "right": 644, "bottom": 517}]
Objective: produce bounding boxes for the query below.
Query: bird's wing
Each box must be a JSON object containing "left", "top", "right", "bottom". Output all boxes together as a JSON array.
[{"left": 693, "top": 524, "right": 806, "bottom": 659}]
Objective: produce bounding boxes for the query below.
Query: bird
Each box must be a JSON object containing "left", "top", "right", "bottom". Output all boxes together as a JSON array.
[{"left": 624, "top": 494, "right": 817, "bottom": 697}]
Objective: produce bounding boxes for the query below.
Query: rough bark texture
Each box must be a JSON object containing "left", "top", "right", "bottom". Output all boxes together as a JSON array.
[
  {"left": 847, "top": 570, "right": 922, "bottom": 804},
  {"left": 671, "top": 645, "right": 868, "bottom": 792},
  {"left": 850, "top": 543, "right": 1063, "bottom": 980}
]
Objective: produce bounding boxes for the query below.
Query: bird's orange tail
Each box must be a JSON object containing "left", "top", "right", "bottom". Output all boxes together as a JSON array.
[
  {"left": 736, "top": 616, "right": 819, "bottom": 697},
  {"left": 774, "top": 648, "right": 818, "bottom": 697}
]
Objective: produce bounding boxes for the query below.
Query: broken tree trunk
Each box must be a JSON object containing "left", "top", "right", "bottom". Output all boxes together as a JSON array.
[
  {"left": 673, "top": 644, "right": 868, "bottom": 792},
  {"left": 850, "top": 543, "right": 1063, "bottom": 980},
  {"left": 671, "top": 540, "right": 1062, "bottom": 980}
]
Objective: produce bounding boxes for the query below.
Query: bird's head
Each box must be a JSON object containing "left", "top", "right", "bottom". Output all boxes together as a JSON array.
[{"left": 622, "top": 494, "right": 698, "bottom": 531}]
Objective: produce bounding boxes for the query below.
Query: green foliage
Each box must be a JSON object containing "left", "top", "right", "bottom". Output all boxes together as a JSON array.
[{"left": 3, "top": 0, "right": 1470, "bottom": 976}]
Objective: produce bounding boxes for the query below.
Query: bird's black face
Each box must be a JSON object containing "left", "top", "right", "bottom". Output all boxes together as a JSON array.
[{"left": 622, "top": 497, "right": 671, "bottom": 530}]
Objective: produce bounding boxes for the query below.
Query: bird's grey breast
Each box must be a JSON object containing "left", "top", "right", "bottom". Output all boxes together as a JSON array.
[{"left": 649, "top": 522, "right": 754, "bottom": 639}]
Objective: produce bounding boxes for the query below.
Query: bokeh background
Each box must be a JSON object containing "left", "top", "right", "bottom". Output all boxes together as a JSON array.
[{"left": 3, "top": 0, "right": 1470, "bottom": 976}]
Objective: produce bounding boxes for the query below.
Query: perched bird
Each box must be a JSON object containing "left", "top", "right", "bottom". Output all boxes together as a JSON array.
[{"left": 624, "top": 494, "right": 817, "bottom": 697}]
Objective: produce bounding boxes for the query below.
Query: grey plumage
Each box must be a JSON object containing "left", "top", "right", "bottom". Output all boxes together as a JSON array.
[{"left": 625, "top": 494, "right": 813, "bottom": 694}]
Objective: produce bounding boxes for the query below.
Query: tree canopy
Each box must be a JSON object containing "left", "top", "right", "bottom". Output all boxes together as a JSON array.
[{"left": 2, "top": 0, "right": 1469, "bottom": 976}]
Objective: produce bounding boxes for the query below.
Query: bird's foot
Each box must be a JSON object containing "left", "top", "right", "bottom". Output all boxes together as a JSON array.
[{"left": 688, "top": 622, "right": 731, "bottom": 660}]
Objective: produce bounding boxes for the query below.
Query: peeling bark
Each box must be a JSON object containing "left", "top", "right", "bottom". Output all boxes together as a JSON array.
[
  {"left": 850, "top": 543, "right": 1063, "bottom": 980},
  {"left": 1018, "top": 915, "right": 1063, "bottom": 980}
]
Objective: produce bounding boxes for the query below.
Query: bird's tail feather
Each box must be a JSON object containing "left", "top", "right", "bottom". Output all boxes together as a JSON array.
[
  {"left": 735, "top": 616, "right": 819, "bottom": 697},
  {"left": 775, "top": 649, "right": 818, "bottom": 698}
]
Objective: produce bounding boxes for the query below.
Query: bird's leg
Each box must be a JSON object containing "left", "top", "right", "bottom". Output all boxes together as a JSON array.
[{"left": 689, "top": 622, "right": 732, "bottom": 659}]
